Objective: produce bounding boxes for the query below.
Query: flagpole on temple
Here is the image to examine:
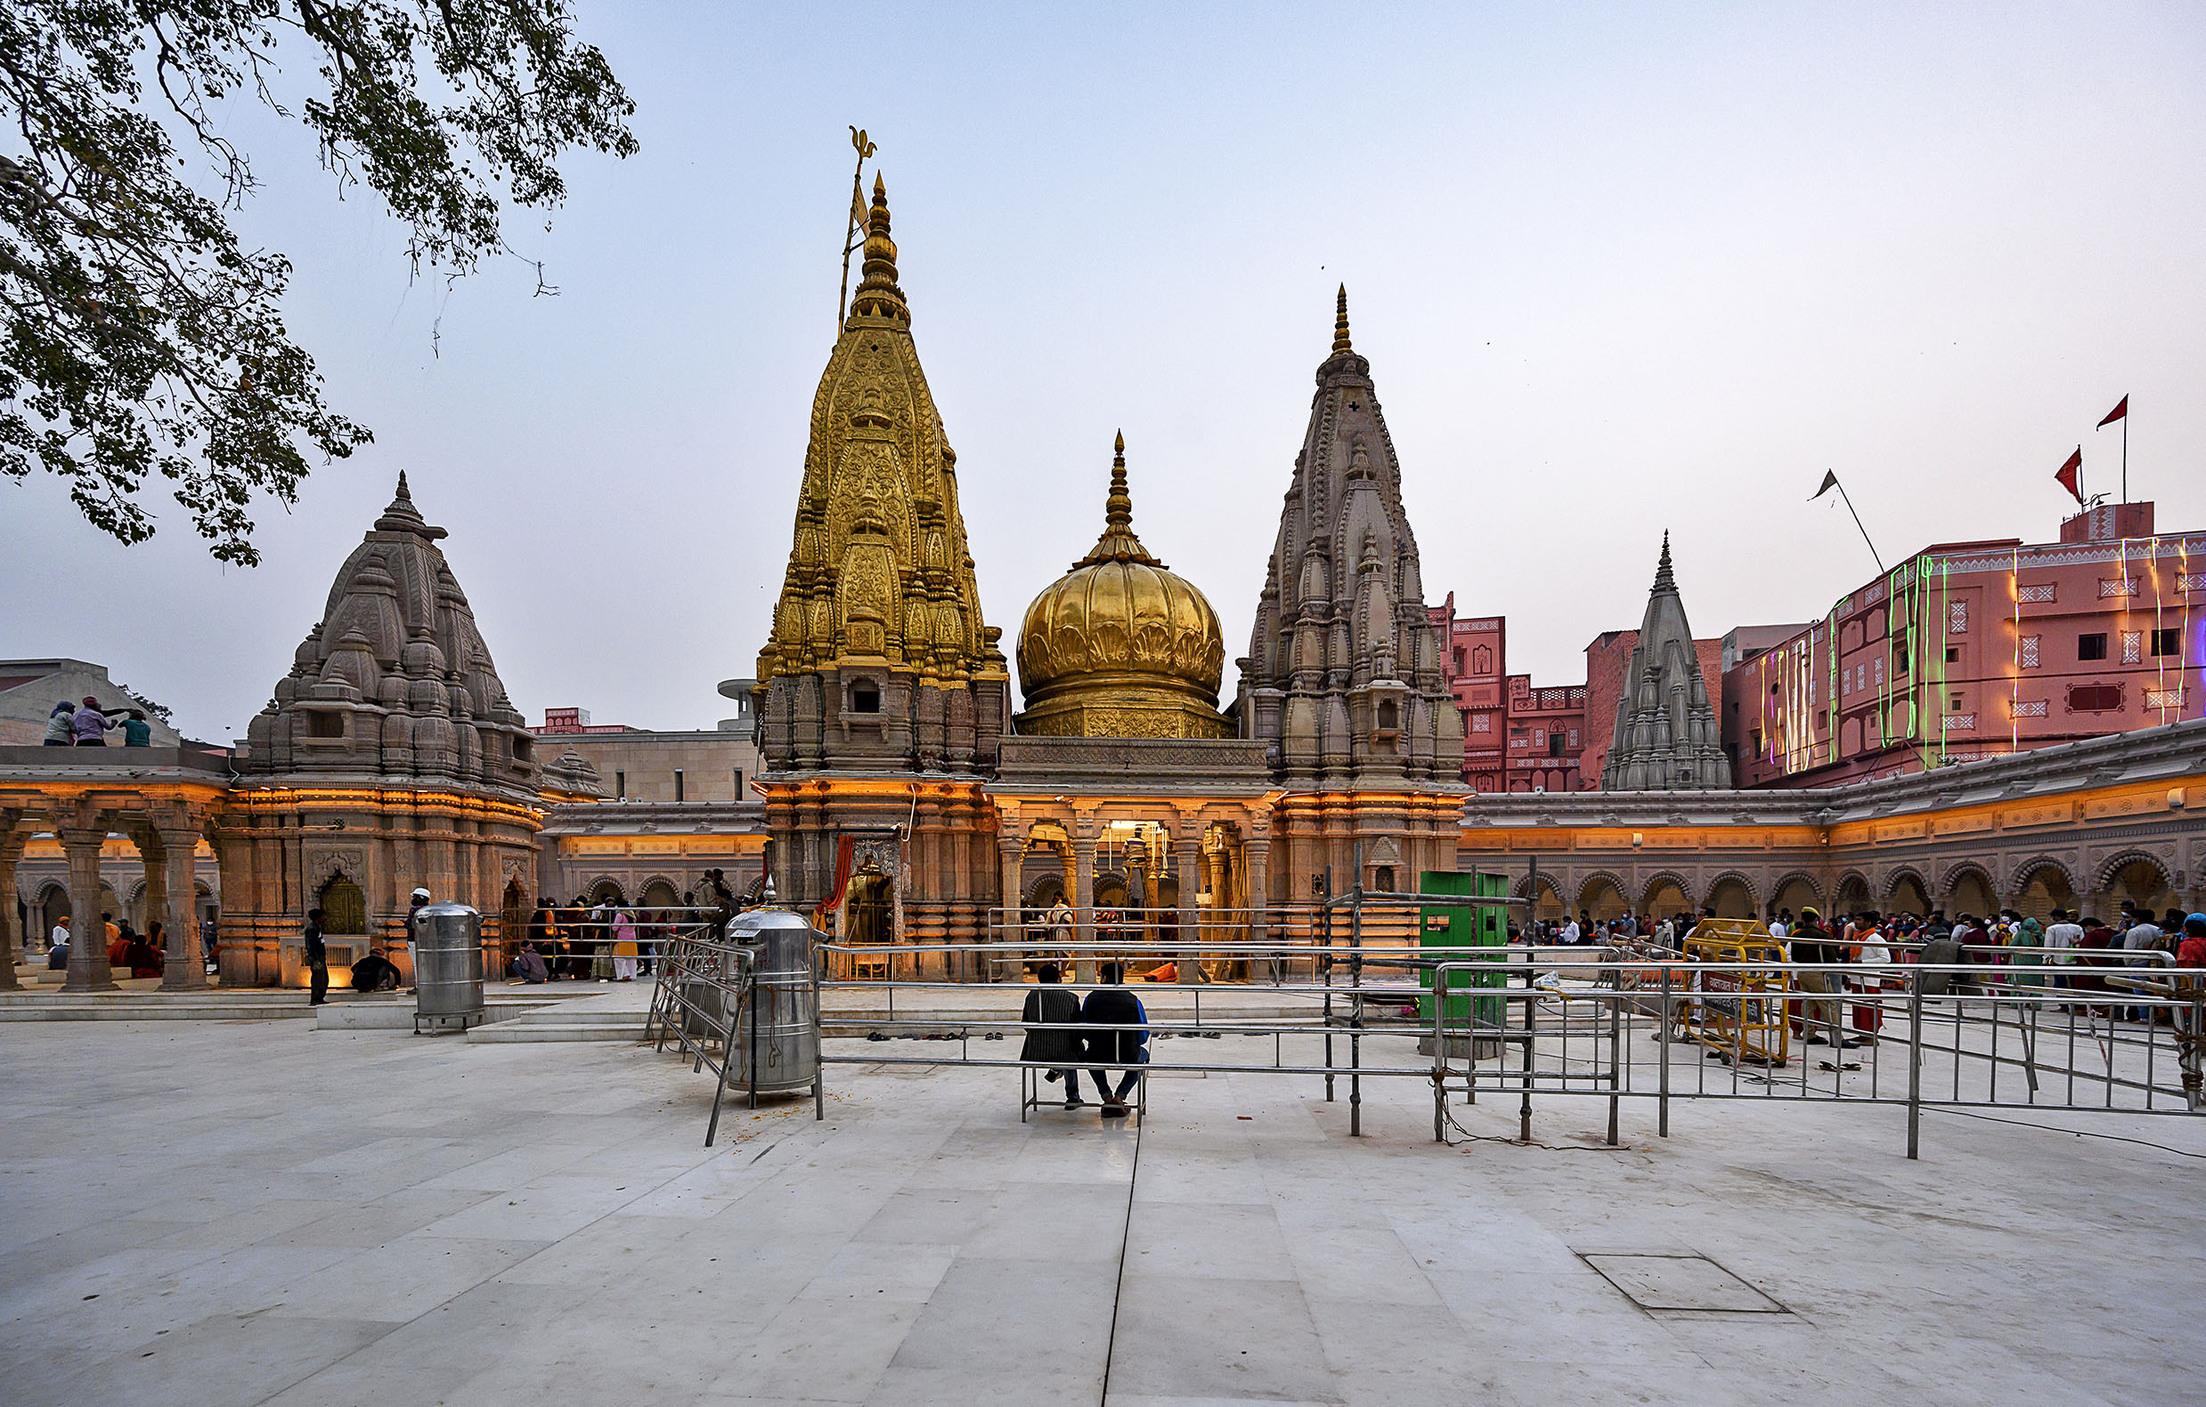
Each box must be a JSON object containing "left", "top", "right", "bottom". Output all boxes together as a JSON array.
[
  {"left": 837, "top": 125, "right": 878, "bottom": 335},
  {"left": 2096, "top": 394, "right": 2129, "bottom": 504}
]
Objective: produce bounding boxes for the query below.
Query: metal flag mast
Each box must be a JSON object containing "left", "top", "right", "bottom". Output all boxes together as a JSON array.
[
  {"left": 1810, "top": 469, "right": 1886, "bottom": 576},
  {"left": 2096, "top": 393, "right": 2130, "bottom": 504},
  {"left": 837, "top": 125, "right": 878, "bottom": 334}
]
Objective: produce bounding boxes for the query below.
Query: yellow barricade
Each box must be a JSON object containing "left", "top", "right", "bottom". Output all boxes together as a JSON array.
[{"left": 1683, "top": 919, "right": 1791, "bottom": 1067}]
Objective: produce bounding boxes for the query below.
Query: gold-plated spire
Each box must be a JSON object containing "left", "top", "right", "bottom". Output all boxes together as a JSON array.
[
  {"left": 1081, "top": 430, "right": 1158, "bottom": 566},
  {"left": 1332, "top": 283, "right": 1353, "bottom": 356},
  {"left": 849, "top": 173, "right": 909, "bottom": 324}
]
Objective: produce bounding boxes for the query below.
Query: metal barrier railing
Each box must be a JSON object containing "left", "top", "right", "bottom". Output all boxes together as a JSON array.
[
  {"left": 640, "top": 925, "right": 761, "bottom": 1146},
  {"left": 804, "top": 926, "right": 2202, "bottom": 1158}
]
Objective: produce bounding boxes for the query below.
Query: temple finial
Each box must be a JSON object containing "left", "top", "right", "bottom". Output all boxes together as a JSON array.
[
  {"left": 1079, "top": 429, "right": 1156, "bottom": 567},
  {"left": 1106, "top": 430, "right": 1132, "bottom": 532},
  {"left": 394, "top": 470, "right": 412, "bottom": 502},
  {"left": 1332, "top": 283, "right": 1353, "bottom": 356},
  {"left": 850, "top": 171, "right": 907, "bottom": 322},
  {"left": 1653, "top": 531, "right": 1676, "bottom": 594}
]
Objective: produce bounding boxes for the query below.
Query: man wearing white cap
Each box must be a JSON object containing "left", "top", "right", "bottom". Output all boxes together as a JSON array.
[{"left": 405, "top": 886, "right": 431, "bottom": 993}]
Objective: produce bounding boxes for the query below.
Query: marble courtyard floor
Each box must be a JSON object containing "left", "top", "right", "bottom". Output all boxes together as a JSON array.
[{"left": 1, "top": 1019, "right": 2198, "bottom": 1406}]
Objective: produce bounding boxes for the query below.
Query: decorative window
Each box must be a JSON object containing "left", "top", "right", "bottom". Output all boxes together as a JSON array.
[
  {"left": 1949, "top": 599, "right": 1969, "bottom": 634},
  {"left": 2121, "top": 631, "right": 2142, "bottom": 664},
  {"left": 1471, "top": 713, "right": 1491, "bottom": 734},
  {"left": 1472, "top": 645, "right": 1493, "bottom": 674},
  {"left": 2078, "top": 633, "right": 2108, "bottom": 662},
  {"left": 1567, "top": 728, "right": 1580, "bottom": 746},
  {"left": 2018, "top": 583, "right": 2057, "bottom": 604},
  {"left": 1943, "top": 714, "right": 1977, "bottom": 731},
  {"left": 2011, "top": 699, "right": 2048, "bottom": 719},
  {"left": 2067, "top": 683, "right": 2123, "bottom": 712},
  {"left": 2020, "top": 635, "right": 2040, "bottom": 669},
  {"left": 2099, "top": 577, "right": 2139, "bottom": 598},
  {"left": 2151, "top": 626, "right": 2180, "bottom": 656},
  {"left": 2145, "top": 687, "right": 2186, "bottom": 710},
  {"left": 2181, "top": 572, "right": 2206, "bottom": 593},
  {"left": 1873, "top": 659, "right": 1885, "bottom": 687}
]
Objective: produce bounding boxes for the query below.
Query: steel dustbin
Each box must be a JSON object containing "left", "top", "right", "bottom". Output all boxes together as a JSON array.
[
  {"left": 413, "top": 902, "right": 486, "bottom": 1034},
  {"left": 728, "top": 908, "right": 821, "bottom": 1096}
]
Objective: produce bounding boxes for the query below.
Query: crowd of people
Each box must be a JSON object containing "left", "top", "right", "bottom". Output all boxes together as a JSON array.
[
  {"left": 39, "top": 909, "right": 168, "bottom": 977},
  {"left": 1018, "top": 962, "right": 1151, "bottom": 1117},
  {"left": 40, "top": 697, "right": 155, "bottom": 747}
]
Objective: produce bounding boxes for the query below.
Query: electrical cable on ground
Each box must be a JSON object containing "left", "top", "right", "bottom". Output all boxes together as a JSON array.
[
  {"left": 1921, "top": 1106, "right": 2206, "bottom": 1160},
  {"left": 1095, "top": 1101, "right": 1143, "bottom": 1405}
]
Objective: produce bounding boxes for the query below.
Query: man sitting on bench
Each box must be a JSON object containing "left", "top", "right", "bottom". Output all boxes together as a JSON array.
[
  {"left": 1020, "top": 962, "right": 1087, "bottom": 1109},
  {"left": 1080, "top": 963, "right": 1149, "bottom": 1118}
]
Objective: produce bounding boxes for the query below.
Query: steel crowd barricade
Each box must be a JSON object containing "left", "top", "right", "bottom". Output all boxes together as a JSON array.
[
  {"left": 1429, "top": 950, "right": 2200, "bottom": 1158},
  {"left": 641, "top": 923, "right": 762, "bottom": 1146}
]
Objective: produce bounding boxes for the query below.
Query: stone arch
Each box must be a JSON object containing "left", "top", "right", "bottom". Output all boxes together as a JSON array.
[
  {"left": 34, "top": 881, "right": 70, "bottom": 940},
  {"left": 1937, "top": 861, "right": 1997, "bottom": 920},
  {"left": 124, "top": 878, "right": 149, "bottom": 930},
  {"left": 1024, "top": 872, "right": 1067, "bottom": 909},
  {"left": 2009, "top": 857, "right": 2077, "bottom": 918},
  {"left": 1881, "top": 867, "right": 1931, "bottom": 917},
  {"left": 1704, "top": 871, "right": 1758, "bottom": 918},
  {"left": 1575, "top": 871, "right": 1628, "bottom": 920},
  {"left": 584, "top": 877, "right": 628, "bottom": 905},
  {"left": 1639, "top": 870, "right": 1694, "bottom": 917},
  {"left": 2095, "top": 850, "right": 2174, "bottom": 916},
  {"left": 636, "top": 876, "right": 682, "bottom": 909},
  {"left": 1768, "top": 871, "right": 1824, "bottom": 919},
  {"left": 1513, "top": 870, "right": 1567, "bottom": 922},
  {"left": 1834, "top": 870, "right": 1873, "bottom": 916}
]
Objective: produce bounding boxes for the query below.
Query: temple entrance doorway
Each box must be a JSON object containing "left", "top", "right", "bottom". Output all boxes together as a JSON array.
[
  {"left": 846, "top": 870, "right": 893, "bottom": 944},
  {"left": 319, "top": 875, "right": 366, "bottom": 936}
]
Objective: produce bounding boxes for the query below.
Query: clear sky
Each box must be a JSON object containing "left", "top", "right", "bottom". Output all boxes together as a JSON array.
[{"left": 5, "top": 3, "right": 2202, "bottom": 742}]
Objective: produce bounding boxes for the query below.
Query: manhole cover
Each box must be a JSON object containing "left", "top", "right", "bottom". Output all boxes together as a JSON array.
[{"left": 1580, "top": 1253, "right": 1788, "bottom": 1314}]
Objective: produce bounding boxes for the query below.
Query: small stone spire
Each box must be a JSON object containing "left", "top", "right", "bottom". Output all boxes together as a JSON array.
[
  {"left": 1080, "top": 429, "right": 1159, "bottom": 567},
  {"left": 394, "top": 470, "right": 412, "bottom": 503},
  {"left": 849, "top": 173, "right": 909, "bottom": 324},
  {"left": 1653, "top": 530, "right": 1676, "bottom": 595},
  {"left": 374, "top": 469, "right": 439, "bottom": 537},
  {"left": 1332, "top": 283, "right": 1353, "bottom": 356}
]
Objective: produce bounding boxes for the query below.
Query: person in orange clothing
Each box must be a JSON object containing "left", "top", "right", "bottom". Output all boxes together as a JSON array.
[{"left": 104, "top": 913, "right": 128, "bottom": 967}]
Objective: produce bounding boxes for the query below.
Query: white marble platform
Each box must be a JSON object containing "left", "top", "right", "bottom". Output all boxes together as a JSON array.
[{"left": 1, "top": 1019, "right": 2198, "bottom": 1406}]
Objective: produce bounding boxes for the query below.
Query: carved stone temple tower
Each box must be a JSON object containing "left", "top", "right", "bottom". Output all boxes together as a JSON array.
[
  {"left": 1237, "top": 289, "right": 1467, "bottom": 900},
  {"left": 753, "top": 176, "right": 1012, "bottom": 956},
  {"left": 1601, "top": 533, "right": 1733, "bottom": 790},
  {"left": 216, "top": 474, "right": 557, "bottom": 985}
]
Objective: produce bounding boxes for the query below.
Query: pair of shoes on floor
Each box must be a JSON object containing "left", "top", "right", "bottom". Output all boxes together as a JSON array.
[
  {"left": 1100, "top": 1101, "right": 1129, "bottom": 1118},
  {"left": 1063, "top": 1098, "right": 1086, "bottom": 1110}
]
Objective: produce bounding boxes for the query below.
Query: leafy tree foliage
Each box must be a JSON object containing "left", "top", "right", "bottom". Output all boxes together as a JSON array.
[{"left": 0, "top": 1, "right": 636, "bottom": 563}]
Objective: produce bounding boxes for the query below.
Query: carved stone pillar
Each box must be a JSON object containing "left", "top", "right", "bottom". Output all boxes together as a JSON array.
[
  {"left": 60, "top": 822, "right": 114, "bottom": 992},
  {"left": 1175, "top": 831, "right": 1202, "bottom": 984},
  {"left": 1245, "top": 834, "right": 1272, "bottom": 955},
  {"left": 158, "top": 825, "right": 207, "bottom": 991},
  {"left": 0, "top": 821, "right": 26, "bottom": 991},
  {"left": 138, "top": 828, "right": 167, "bottom": 962},
  {"left": 1072, "top": 833, "right": 1098, "bottom": 984},
  {"left": 996, "top": 829, "right": 1025, "bottom": 984}
]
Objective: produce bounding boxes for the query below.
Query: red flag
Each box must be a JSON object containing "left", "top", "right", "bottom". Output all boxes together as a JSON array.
[
  {"left": 2097, "top": 395, "right": 2127, "bottom": 428},
  {"left": 2054, "top": 446, "right": 2083, "bottom": 505}
]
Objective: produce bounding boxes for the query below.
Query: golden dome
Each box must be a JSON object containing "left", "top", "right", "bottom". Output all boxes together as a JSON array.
[{"left": 1016, "top": 434, "right": 1231, "bottom": 739}]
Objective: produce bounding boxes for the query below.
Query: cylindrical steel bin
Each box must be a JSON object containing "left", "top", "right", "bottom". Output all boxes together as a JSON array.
[
  {"left": 729, "top": 909, "right": 821, "bottom": 1096},
  {"left": 414, "top": 902, "right": 485, "bottom": 1034}
]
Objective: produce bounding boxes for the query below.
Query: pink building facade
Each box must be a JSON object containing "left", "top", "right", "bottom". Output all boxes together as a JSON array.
[
  {"left": 1727, "top": 502, "right": 2204, "bottom": 787},
  {"left": 1430, "top": 595, "right": 1587, "bottom": 793}
]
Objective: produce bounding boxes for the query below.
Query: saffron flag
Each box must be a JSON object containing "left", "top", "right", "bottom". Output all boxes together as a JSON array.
[
  {"left": 2054, "top": 446, "right": 2083, "bottom": 505},
  {"left": 1810, "top": 468, "right": 1840, "bottom": 501},
  {"left": 2097, "top": 395, "right": 2128, "bottom": 428}
]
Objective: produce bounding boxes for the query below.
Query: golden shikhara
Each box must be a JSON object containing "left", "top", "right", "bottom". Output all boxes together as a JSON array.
[
  {"left": 754, "top": 175, "right": 1005, "bottom": 687},
  {"left": 1015, "top": 433, "right": 1230, "bottom": 739}
]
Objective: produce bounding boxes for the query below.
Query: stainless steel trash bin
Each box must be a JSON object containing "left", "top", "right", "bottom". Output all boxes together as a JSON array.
[
  {"left": 413, "top": 902, "right": 486, "bottom": 1034},
  {"left": 729, "top": 908, "right": 820, "bottom": 1096}
]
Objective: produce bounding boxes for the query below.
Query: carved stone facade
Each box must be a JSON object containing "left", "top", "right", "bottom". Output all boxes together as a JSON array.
[
  {"left": 752, "top": 177, "right": 1012, "bottom": 958},
  {"left": 213, "top": 478, "right": 559, "bottom": 984},
  {"left": 1602, "top": 533, "right": 1733, "bottom": 790},
  {"left": 1236, "top": 288, "right": 1467, "bottom": 899}
]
